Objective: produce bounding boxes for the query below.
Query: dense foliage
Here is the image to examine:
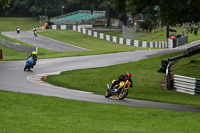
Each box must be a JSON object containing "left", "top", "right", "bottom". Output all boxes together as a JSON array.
[
  {"left": 0, "top": 0, "right": 102, "bottom": 17},
  {"left": 0, "top": 0, "right": 10, "bottom": 8},
  {"left": 1, "top": 0, "right": 200, "bottom": 25}
]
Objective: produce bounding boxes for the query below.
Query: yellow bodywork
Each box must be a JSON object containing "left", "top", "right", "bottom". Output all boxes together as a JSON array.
[{"left": 112, "top": 80, "right": 131, "bottom": 89}]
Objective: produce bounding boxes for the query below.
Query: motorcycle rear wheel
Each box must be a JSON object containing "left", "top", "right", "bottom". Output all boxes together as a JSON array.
[
  {"left": 119, "top": 89, "right": 128, "bottom": 100},
  {"left": 105, "top": 90, "right": 112, "bottom": 98}
]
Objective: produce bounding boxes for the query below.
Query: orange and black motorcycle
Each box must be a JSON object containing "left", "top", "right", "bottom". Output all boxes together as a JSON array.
[{"left": 105, "top": 80, "right": 131, "bottom": 100}]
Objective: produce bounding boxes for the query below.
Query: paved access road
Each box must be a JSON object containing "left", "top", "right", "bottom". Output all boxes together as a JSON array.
[
  {"left": 0, "top": 33, "right": 200, "bottom": 113},
  {"left": 2, "top": 31, "right": 87, "bottom": 51}
]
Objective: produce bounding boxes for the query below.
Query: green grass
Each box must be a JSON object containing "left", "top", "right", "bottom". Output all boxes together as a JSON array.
[
  {"left": 106, "top": 30, "right": 166, "bottom": 42},
  {"left": 0, "top": 30, "right": 147, "bottom": 60},
  {"left": 0, "top": 17, "right": 41, "bottom": 32},
  {"left": 38, "top": 30, "right": 147, "bottom": 52},
  {"left": 0, "top": 90, "right": 200, "bottom": 133},
  {"left": 42, "top": 51, "right": 200, "bottom": 106},
  {"left": 0, "top": 34, "right": 33, "bottom": 47},
  {"left": 106, "top": 28, "right": 200, "bottom": 43},
  {"left": 0, "top": 45, "right": 29, "bottom": 60},
  {"left": 174, "top": 53, "right": 200, "bottom": 79},
  {"left": 187, "top": 33, "right": 200, "bottom": 43}
]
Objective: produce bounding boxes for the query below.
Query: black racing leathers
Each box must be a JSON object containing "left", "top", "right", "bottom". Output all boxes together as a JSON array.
[{"left": 110, "top": 75, "right": 133, "bottom": 89}]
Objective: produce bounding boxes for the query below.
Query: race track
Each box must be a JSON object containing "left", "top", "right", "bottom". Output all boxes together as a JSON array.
[
  {"left": 2, "top": 31, "right": 88, "bottom": 51},
  {"left": 0, "top": 33, "right": 200, "bottom": 113}
]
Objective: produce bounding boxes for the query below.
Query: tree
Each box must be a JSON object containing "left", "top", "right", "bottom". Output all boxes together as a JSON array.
[
  {"left": 158, "top": 0, "right": 200, "bottom": 25},
  {"left": 187, "top": 0, "right": 200, "bottom": 23},
  {"left": 126, "top": 0, "right": 159, "bottom": 32},
  {"left": 0, "top": 0, "right": 10, "bottom": 8},
  {"left": 113, "top": 0, "right": 128, "bottom": 26},
  {"left": 139, "top": 6, "right": 160, "bottom": 33},
  {"left": 159, "top": 0, "right": 187, "bottom": 25},
  {"left": 99, "top": 0, "right": 112, "bottom": 27},
  {"left": 3, "top": 0, "right": 70, "bottom": 17}
]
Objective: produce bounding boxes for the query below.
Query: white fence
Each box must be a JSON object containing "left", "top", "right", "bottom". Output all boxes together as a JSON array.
[{"left": 48, "top": 24, "right": 188, "bottom": 49}]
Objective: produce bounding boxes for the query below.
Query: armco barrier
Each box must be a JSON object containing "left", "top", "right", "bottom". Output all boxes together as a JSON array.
[
  {"left": 0, "top": 38, "right": 37, "bottom": 53},
  {"left": 158, "top": 44, "right": 200, "bottom": 73},
  {"left": 174, "top": 75, "right": 200, "bottom": 95}
]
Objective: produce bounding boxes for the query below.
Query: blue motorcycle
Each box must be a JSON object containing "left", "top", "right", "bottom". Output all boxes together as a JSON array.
[{"left": 24, "top": 57, "right": 35, "bottom": 71}]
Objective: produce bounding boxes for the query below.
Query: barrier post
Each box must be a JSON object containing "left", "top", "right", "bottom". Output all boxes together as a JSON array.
[
  {"left": 0, "top": 49, "right": 1, "bottom": 59},
  {"left": 36, "top": 47, "right": 38, "bottom": 54},
  {"left": 0, "top": 49, "right": 4, "bottom": 60},
  {"left": 2, "top": 49, "right": 4, "bottom": 60}
]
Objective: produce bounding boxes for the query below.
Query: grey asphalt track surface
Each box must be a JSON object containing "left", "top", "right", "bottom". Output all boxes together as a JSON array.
[
  {"left": 0, "top": 33, "right": 200, "bottom": 113},
  {"left": 2, "top": 31, "right": 88, "bottom": 51}
]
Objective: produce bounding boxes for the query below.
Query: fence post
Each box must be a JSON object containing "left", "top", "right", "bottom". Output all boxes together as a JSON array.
[
  {"left": 0, "top": 49, "right": 4, "bottom": 60},
  {"left": 2, "top": 49, "right": 4, "bottom": 60},
  {"left": 36, "top": 47, "right": 38, "bottom": 54},
  {"left": 166, "top": 61, "right": 174, "bottom": 89}
]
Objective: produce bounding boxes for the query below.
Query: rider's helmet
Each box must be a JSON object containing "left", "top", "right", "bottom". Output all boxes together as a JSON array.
[
  {"left": 32, "top": 51, "right": 36, "bottom": 55},
  {"left": 126, "top": 72, "right": 132, "bottom": 79}
]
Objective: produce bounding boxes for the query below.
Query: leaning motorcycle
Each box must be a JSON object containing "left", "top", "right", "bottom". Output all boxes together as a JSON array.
[
  {"left": 105, "top": 80, "right": 131, "bottom": 100},
  {"left": 24, "top": 57, "right": 34, "bottom": 71}
]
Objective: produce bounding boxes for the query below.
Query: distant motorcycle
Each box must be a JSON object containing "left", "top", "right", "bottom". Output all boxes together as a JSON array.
[
  {"left": 105, "top": 80, "right": 131, "bottom": 100},
  {"left": 24, "top": 57, "right": 34, "bottom": 71},
  {"left": 16, "top": 27, "right": 20, "bottom": 34}
]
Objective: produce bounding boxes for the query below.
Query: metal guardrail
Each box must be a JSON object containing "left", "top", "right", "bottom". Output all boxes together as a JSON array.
[
  {"left": 0, "top": 38, "right": 37, "bottom": 53},
  {"left": 174, "top": 75, "right": 200, "bottom": 95},
  {"left": 177, "top": 35, "right": 188, "bottom": 46}
]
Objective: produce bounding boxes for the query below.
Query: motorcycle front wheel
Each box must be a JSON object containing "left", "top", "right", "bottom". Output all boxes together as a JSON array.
[
  {"left": 105, "top": 90, "right": 112, "bottom": 98},
  {"left": 119, "top": 89, "right": 128, "bottom": 100}
]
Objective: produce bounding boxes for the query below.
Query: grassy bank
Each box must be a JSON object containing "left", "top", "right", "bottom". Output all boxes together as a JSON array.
[
  {"left": 0, "top": 30, "right": 147, "bottom": 60},
  {"left": 0, "top": 90, "right": 200, "bottom": 133},
  {"left": 106, "top": 30, "right": 166, "bottom": 42},
  {"left": 106, "top": 28, "right": 199, "bottom": 43},
  {"left": 0, "top": 17, "right": 40, "bottom": 32},
  {"left": 38, "top": 30, "right": 147, "bottom": 52},
  {"left": 174, "top": 53, "right": 200, "bottom": 79},
  {"left": 0, "top": 45, "right": 29, "bottom": 60},
  {"left": 42, "top": 51, "right": 200, "bottom": 106}
]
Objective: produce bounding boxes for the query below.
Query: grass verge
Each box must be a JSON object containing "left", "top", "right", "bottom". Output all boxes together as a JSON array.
[
  {"left": 38, "top": 30, "right": 147, "bottom": 52},
  {"left": 42, "top": 51, "right": 200, "bottom": 106},
  {"left": 106, "top": 30, "right": 166, "bottom": 42},
  {"left": 174, "top": 53, "right": 200, "bottom": 79},
  {"left": 105, "top": 28, "right": 199, "bottom": 43},
  {"left": 0, "top": 30, "right": 147, "bottom": 60},
  {"left": 0, "top": 90, "right": 200, "bottom": 133},
  {"left": 0, "top": 17, "right": 41, "bottom": 32},
  {"left": 0, "top": 45, "right": 29, "bottom": 60}
]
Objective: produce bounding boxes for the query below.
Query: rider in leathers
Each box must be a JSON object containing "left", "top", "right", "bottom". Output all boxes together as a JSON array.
[
  {"left": 27, "top": 51, "right": 37, "bottom": 68},
  {"left": 110, "top": 72, "right": 133, "bottom": 90}
]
